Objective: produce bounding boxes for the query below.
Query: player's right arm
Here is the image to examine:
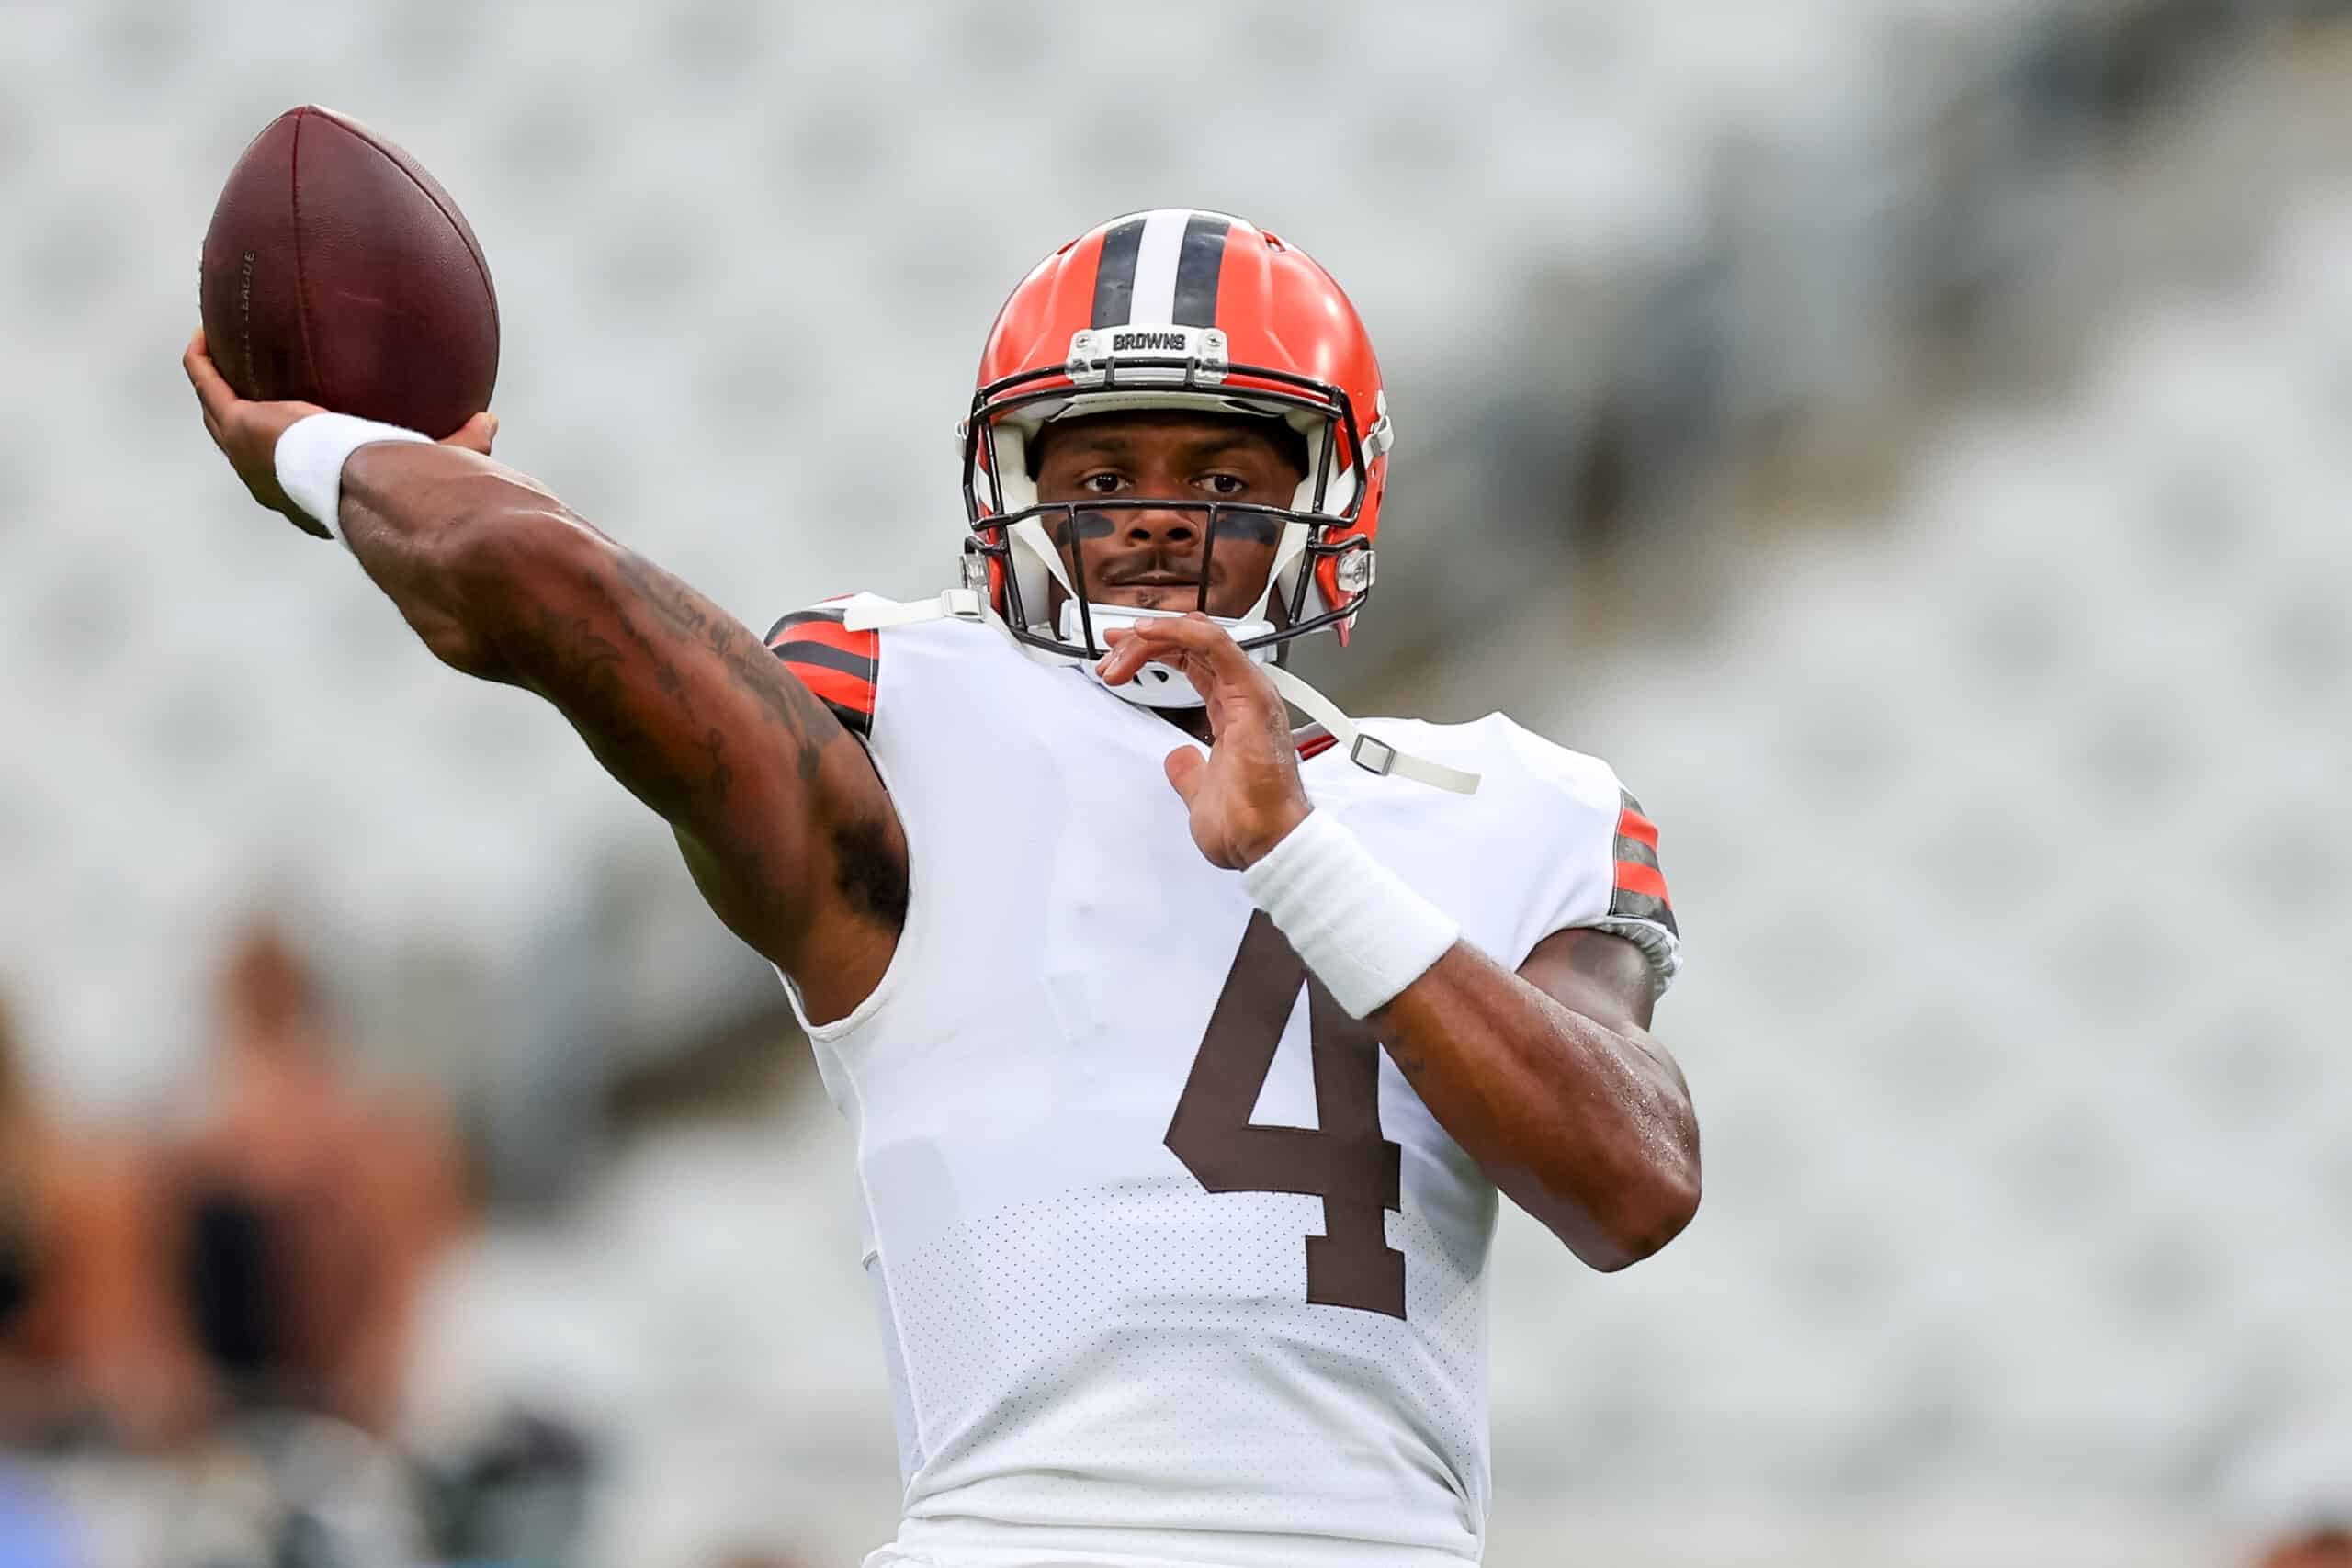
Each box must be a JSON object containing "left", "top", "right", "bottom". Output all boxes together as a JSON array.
[{"left": 183, "top": 333, "right": 903, "bottom": 1021}]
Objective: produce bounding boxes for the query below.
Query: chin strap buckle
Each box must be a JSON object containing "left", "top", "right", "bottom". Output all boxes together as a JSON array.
[
  {"left": 1348, "top": 733, "right": 1398, "bottom": 777},
  {"left": 1263, "top": 665, "right": 1481, "bottom": 795}
]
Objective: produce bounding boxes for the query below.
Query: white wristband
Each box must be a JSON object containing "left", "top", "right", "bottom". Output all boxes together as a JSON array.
[
  {"left": 1240, "top": 809, "right": 1461, "bottom": 1019},
  {"left": 273, "top": 412, "right": 432, "bottom": 547}
]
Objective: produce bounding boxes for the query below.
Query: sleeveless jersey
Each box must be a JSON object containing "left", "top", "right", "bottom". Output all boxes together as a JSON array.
[{"left": 764, "top": 599, "right": 1680, "bottom": 1568}]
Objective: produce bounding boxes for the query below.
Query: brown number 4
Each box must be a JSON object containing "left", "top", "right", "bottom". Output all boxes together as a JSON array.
[{"left": 1165, "top": 910, "right": 1408, "bottom": 1319}]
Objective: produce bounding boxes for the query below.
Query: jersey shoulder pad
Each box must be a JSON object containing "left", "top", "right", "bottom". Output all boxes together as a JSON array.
[
  {"left": 1489, "top": 716, "right": 1681, "bottom": 980},
  {"left": 764, "top": 593, "right": 885, "bottom": 738}
]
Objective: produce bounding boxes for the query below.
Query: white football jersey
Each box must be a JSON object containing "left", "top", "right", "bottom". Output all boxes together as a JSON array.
[{"left": 763, "top": 599, "right": 1680, "bottom": 1568}]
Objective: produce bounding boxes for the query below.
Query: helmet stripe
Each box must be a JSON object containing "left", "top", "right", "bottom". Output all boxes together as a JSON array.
[
  {"left": 1088, "top": 209, "right": 1234, "bottom": 329},
  {"left": 1171, "top": 211, "right": 1232, "bottom": 327},
  {"left": 1125, "top": 209, "right": 1192, "bottom": 325},
  {"left": 1089, "top": 214, "right": 1148, "bottom": 329}
]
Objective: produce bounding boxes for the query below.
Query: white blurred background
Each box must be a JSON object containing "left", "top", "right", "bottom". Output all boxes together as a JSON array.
[{"left": 2, "top": 1, "right": 2348, "bottom": 1564}]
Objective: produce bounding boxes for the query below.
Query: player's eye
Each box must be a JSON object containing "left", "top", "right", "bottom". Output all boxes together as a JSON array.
[
  {"left": 1201, "top": 472, "right": 1250, "bottom": 496},
  {"left": 1080, "top": 471, "right": 1125, "bottom": 494}
]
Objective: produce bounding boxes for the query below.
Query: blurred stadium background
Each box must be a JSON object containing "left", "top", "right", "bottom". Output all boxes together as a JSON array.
[{"left": 3, "top": 0, "right": 2349, "bottom": 1562}]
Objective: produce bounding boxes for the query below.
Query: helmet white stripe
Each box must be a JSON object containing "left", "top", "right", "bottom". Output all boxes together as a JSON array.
[{"left": 1125, "top": 209, "right": 1192, "bottom": 326}]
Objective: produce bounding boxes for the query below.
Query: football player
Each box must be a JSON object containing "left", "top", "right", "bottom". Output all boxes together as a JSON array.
[{"left": 186, "top": 209, "right": 1700, "bottom": 1568}]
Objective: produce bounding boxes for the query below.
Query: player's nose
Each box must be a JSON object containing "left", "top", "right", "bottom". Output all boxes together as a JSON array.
[{"left": 1122, "top": 505, "right": 1198, "bottom": 546}]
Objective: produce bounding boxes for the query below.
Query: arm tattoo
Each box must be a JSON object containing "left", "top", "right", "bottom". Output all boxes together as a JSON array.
[
  {"left": 613, "top": 551, "right": 833, "bottom": 787},
  {"left": 499, "top": 544, "right": 903, "bottom": 934},
  {"left": 697, "top": 727, "right": 732, "bottom": 808}
]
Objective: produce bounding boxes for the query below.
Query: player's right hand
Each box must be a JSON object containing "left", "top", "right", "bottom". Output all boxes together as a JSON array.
[
  {"left": 182, "top": 329, "right": 497, "bottom": 539},
  {"left": 1098, "top": 612, "right": 1311, "bottom": 871}
]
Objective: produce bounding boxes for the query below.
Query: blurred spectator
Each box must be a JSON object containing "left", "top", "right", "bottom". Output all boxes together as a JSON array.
[
  {"left": 2233, "top": 1422, "right": 2352, "bottom": 1568},
  {"left": 169, "top": 923, "right": 469, "bottom": 1435},
  {"left": 416, "top": 1409, "right": 597, "bottom": 1564},
  {"left": 0, "top": 995, "right": 210, "bottom": 1448},
  {"left": 2260, "top": 1529, "right": 2352, "bottom": 1568}
]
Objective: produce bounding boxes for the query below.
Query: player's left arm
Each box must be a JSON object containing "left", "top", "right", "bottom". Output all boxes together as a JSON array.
[
  {"left": 1101, "top": 614, "right": 1700, "bottom": 1274},
  {"left": 1374, "top": 929, "right": 1698, "bottom": 1272}
]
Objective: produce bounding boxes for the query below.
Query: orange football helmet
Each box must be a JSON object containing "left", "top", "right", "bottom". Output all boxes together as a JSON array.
[{"left": 962, "top": 209, "right": 1393, "bottom": 670}]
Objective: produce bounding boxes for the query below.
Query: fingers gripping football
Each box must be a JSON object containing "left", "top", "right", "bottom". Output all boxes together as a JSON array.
[
  {"left": 183, "top": 328, "right": 497, "bottom": 538},
  {"left": 1099, "top": 615, "right": 1312, "bottom": 871},
  {"left": 185, "top": 329, "right": 324, "bottom": 531}
]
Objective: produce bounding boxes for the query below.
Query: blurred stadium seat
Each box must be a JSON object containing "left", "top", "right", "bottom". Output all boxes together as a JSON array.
[{"left": 1487, "top": 182, "right": 2352, "bottom": 1562}]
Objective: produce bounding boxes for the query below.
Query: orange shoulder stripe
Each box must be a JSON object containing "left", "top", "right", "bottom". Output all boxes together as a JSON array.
[{"left": 1614, "top": 859, "right": 1670, "bottom": 902}]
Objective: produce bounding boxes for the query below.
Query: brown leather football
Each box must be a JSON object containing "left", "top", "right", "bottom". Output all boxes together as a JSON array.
[{"left": 199, "top": 106, "right": 498, "bottom": 439}]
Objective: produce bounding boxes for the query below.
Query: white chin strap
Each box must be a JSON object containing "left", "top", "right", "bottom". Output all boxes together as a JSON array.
[
  {"left": 1003, "top": 513, "right": 1317, "bottom": 687},
  {"left": 1259, "top": 665, "right": 1480, "bottom": 794},
  {"left": 841, "top": 590, "right": 1479, "bottom": 795}
]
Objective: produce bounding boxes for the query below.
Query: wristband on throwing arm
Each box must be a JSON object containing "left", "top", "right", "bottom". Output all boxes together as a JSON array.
[
  {"left": 1239, "top": 809, "right": 1461, "bottom": 1019},
  {"left": 273, "top": 412, "right": 432, "bottom": 547}
]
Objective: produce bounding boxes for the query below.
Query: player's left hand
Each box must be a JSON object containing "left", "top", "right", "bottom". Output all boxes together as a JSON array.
[{"left": 1098, "top": 614, "right": 1311, "bottom": 870}]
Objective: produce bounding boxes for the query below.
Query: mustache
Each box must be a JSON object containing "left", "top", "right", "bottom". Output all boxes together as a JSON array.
[{"left": 1097, "top": 557, "right": 1205, "bottom": 588}]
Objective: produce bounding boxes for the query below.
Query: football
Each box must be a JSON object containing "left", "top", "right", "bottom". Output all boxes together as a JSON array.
[{"left": 199, "top": 105, "right": 498, "bottom": 439}]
